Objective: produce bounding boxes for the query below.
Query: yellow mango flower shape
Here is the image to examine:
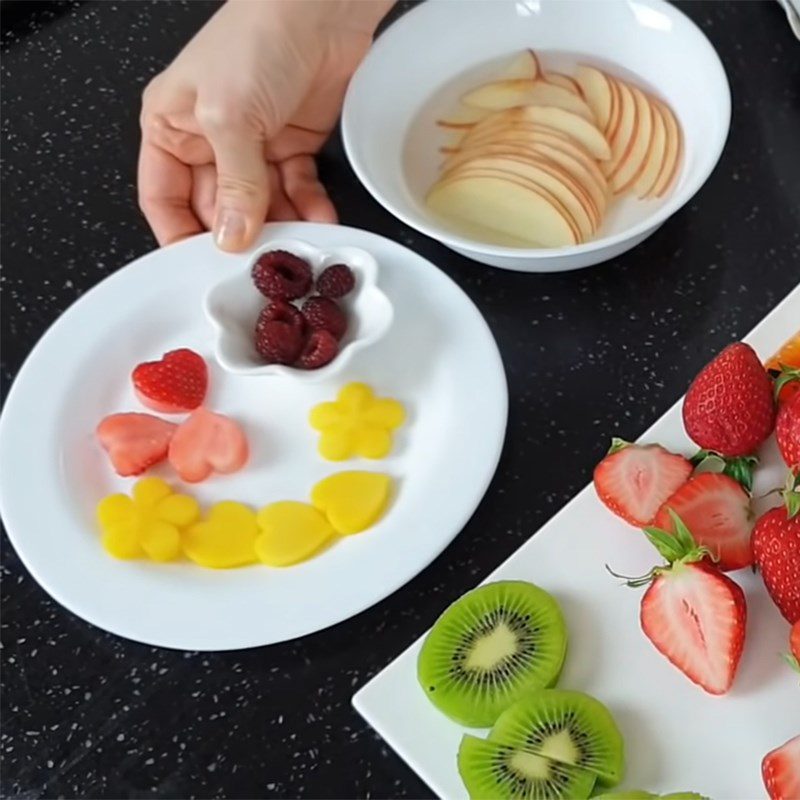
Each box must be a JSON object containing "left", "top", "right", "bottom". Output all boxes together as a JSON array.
[
  {"left": 97, "top": 477, "right": 200, "bottom": 562},
  {"left": 183, "top": 501, "right": 259, "bottom": 569},
  {"left": 309, "top": 382, "right": 405, "bottom": 461}
]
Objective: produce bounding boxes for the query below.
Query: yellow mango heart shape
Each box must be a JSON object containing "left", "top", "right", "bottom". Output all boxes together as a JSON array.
[
  {"left": 311, "top": 472, "right": 392, "bottom": 535},
  {"left": 183, "top": 501, "right": 258, "bottom": 569},
  {"left": 255, "top": 502, "right": 335, "bottom": 567}
]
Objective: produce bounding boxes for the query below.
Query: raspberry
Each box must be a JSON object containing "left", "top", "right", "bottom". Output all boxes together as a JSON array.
[
  {"left": 257, "top": 299, "right": 305, "bottom": 333},
  {"left": 254, "top": 319, "right": 303, "bottom": 364},
  {"left": 297, "top": 330, "right": 338, "bottom": 369},
  {"left": 316, "top": 263, "right": 355, "bottom": 298},
  {"left": 301, "top": 296, "right": 347, "bottom": 341},
  {"left": 252, "top": 250, "right": 312, "bottom": 300}
]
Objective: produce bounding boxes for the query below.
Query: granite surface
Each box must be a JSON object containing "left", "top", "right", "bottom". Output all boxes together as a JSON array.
[{"left": 1, "top": 1, "right": 799, "bottom": 798}]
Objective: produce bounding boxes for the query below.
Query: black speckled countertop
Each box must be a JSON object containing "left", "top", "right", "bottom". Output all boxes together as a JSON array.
[{"left": 1, "top": 1, "right": 799, "bottom": 798}]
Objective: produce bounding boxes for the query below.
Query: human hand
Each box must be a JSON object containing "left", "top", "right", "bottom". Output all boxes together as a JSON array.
[{"left": 138, "top": 0, "right": 392, "bottom": 252}]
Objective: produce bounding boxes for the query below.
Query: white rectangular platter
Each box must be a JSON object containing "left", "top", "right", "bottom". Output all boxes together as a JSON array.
[{"left": 354, "top": 283, "right": 800, "bottom": 799}]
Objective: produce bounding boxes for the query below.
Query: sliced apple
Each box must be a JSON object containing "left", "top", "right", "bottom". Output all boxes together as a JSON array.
[
  {"left": 443, "top": 155, "right": 598, "bottom": 236},
  {"left": 650, "top": 98, "right": 682, "bottom": 197},
  {"left": 574, "top": 65, "right": 613, "bottom": 131},
  {"left": 602, "top": 78, "right": 637, "bottom": 177},
  {"left": 427, "top": 171, "right": 579, "bottom": 247},
  {"left": 632, "top": 95, "right": 666, "bottom": 198},
  {"left": 435, "top": 105, "right": 490, "bottom": 129},
  {"left": 468, "top": 106, "right": 611, "bottom": 161},
  {"left": 441, "top": 138, "right": 608, "bottom": 213},
  {"left": 495, "top": 49, "right": 541, "bottom": 81},
  {"left": 605, "top": 76, "right": 622, "bottom": 140},
  {"left": 461, "top": 79, "right": 596, "bottom": 121},
  {"left": 545, "top": 72, "right": 581, "bottom": 95},
  {"left": 608, "top": 85, "right": 654, "bottom": 193}
]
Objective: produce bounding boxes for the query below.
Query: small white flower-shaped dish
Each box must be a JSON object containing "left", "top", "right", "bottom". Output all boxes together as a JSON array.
[{"left": 204, "top": 238, "right": 393, "bottom": 381}]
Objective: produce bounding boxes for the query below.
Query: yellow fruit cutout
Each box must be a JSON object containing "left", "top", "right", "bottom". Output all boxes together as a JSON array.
[
  {"left": 96, "top": 476, "right": 200, "bottom": 562},
  {"left": 183, "top": 501, "right": 259, "bottom": 569},
  {"left": 311, "top": 472, "right": 393, "bottom": 535},
  {"left": 255, "top": 502, "right": 336, "bottom": 567},
  {"left": 309, "top": 382, "right": 405, "bottom": 461}
]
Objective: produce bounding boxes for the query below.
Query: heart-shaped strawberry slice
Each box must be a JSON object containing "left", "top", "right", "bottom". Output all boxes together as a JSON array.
[
  {"left": 132, "top": 348, "right": 208, "bottom": 414},
  {"left": 168, "top": 407, "right": 249, "bottom": 483},
  {"left": 96, "top": 413, "right": 177, "bottom": 477}
]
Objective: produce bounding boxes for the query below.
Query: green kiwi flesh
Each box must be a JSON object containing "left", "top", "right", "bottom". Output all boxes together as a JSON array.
[
  {"left": 489, "top": 689, "right": 624, "bottom": 787},
  {"left": 417, "top": 581, "right": 568, "bottom": 726},
  {"left": 595, "top": 794, "right": 708, "bottom": 800},
  {"left": 458, "top": 735, "right": 595, "bottom": 800}
]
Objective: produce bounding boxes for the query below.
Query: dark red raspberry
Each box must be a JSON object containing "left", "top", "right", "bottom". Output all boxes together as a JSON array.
[
  {"left": 252, "top": 250, "right": 312, "bottom": 300},
  {"left": 301, "top": 296, "right": 347, "bottom": 341},
  {"left": 316, "top": 263, "right": 355, "bottom": 298},
  {"left": 297, "top": 330, "right": 338, "bottom": 369},
  {"left": 254, "top": 319, "right": 303, "bottom": 364},
  {"left": 257, "top": 300, "right": 305, "bottom": 333}
]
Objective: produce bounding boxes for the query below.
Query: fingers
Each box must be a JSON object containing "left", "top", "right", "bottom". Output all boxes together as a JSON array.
[
  {"left": 279, "top": 155, "right": 337, "bottom": 224},
  {"left": 137, "top": 139, "right": 204, "bottom": 247},
  {"left": 267, "top": 164, "right": 301, "bottom": 222},
  {"left": 190, "top": 163, "right": 217, "bottom": 230},
  {"left": 196, "top": 102, "right": 270, "bottom": 253}
]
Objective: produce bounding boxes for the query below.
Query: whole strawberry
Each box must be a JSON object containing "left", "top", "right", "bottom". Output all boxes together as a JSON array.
[
  {"left": 682, "top": 342, "right": 775, "bottom": 457},
  {"left": 775, "top": 369, "right": 800, "bottom": 473},
  {"left": 752, "top": 480, "right": 800, "bottom": 623}
]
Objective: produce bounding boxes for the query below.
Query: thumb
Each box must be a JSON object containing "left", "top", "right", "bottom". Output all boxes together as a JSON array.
[{"left": 207, "top": 131, "right": 270, "bottom": 252}]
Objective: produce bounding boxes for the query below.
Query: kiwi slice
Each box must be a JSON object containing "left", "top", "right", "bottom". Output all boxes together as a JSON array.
[
  {"left": 417, "top": 581, "right": 567, "bottom": 726},
  {"left": 458, "top": 734, "right": 595, "bottom": 800},
  {"left": 489, "top": 689, "right": 624, "bottom": 787}
]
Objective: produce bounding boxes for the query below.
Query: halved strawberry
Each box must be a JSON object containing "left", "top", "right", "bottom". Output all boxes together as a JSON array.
[
  {"left": 615, "top": 514, "right": 747, "bottom": 695},
  {"left": 654, "top": 473, "right": 754, "bottom": 571},
  {"left": 96, "top": 413, "right": 177, "bottom": 477},
  {"left": 762, "top": 735, "right": 800, "bottom": 800},
  {"left": 787, "top": 620, "right": 800, "bottom": 673},
  {"left": 167, "top": 407, "right": 249, "bottom": 483},
  {"left": 775, "top": 370, "right": 800, "bottom": 474},
  {"left": 594, "top": 439, "right": 692, "bottom": 527},
  {"left": 132, "top": 348, "right": 208, "bottom": 414}
]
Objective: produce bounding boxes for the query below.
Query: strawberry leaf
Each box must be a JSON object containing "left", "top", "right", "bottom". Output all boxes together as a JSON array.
[
  {"left": 782, "top": 652, "right": 800, "bottom": 674},
  {"left": 608, "top": 437, "right": 631, "bottom": 455},
  {"left": 690, "top": 449, "right": 758, "bottom": 493},
  {"left": 642, "top": 526, "right": 687, "bottom": 563},
  {"left": 774, "top": 364, "right": 800, "bottom": 400},
  {"left": 784, "top": 473, "right": 800, "bottom": 519}
]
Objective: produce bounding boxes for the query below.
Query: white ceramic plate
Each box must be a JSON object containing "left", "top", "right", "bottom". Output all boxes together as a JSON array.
[
  {"left": 343, "top": 0, "right": 730, "bottom": 272},
  {"left": 354, "top": 284, "right": 800, "bottom": 797},
  {"left": 0, "top": 223, "right": 507, "bottom": 651}
]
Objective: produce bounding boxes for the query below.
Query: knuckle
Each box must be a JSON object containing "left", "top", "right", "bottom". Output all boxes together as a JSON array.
[
  {"left": 215, "top": 174, "right": 264, "bottom": 202},
  {"left": 195, "top": 95, "right": 249, "bottom": 133}
]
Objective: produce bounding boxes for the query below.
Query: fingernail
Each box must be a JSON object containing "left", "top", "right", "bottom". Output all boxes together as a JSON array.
[{"left": 214, "top": 208, "right": 246, "bottom": 251}]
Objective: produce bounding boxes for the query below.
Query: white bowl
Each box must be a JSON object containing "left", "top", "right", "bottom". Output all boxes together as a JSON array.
[
  {"left": 204, "top": 238, "right": 393, "bottom": 381},
  {"left": 342, "top": 0, "right": 731, "bottom": 272}
]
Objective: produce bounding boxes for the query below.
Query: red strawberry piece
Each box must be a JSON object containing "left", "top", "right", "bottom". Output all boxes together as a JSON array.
[
  {"left": 168, "top": 407, "right": 248, "bottom": 483},
  {"left": 640, "top": 559, "right": 746, "bottom": 694},
  {"left": 296, "top": 330, "right": 338, "bottom": 369},
  {"left": 251, "top": 250, "right": 312, "bottom": 300},
  {"left": 254, "top": 318, "right": 304, "bottom": 364},
  {"left": 654, "top": 472, "right": 755, "bottom": 571},
  {"left": 790, "top": 620, "right": 800, "bottom": 668},
  {"left": 96, "top": 413, "right": 177, "bottom": 477},
  {"left": 752, "top": 495, "right": 800, "bottom": 623},
  {"left": 762, "top": 735, "right": 800, "bottom": 800},
  {"left": 257, "top": 299, "right": 305, "bottom": 333},
  {"left": 301, "top": 296, "right": 347, "bottom": 341},
  {"left": 777, "top": 390, "right": 800, "bottom": 475},
  {"left": 316, "top": 263, "right": 355, "bottom": 298},
  {"left": 132, "top": 348, "right": 208, "bottom": 414},
  {"left": 682, "top": 342, "right": 775, "bottom": 457},
  {"left": 593, "top": 439, "right": 692, "bottom": 527}
]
